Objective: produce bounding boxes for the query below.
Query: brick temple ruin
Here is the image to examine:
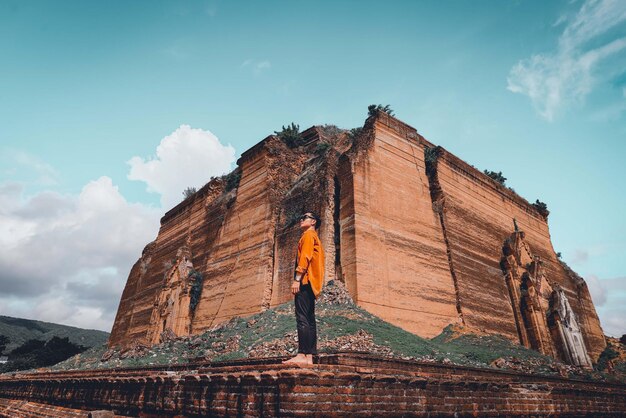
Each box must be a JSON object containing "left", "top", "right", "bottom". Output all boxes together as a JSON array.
[
  {"left": 109, "top": 111, "right": 605, "bottom": 367},
  {"left": 2, "top": 354, "right": 626, "bottom": 417},
  {"left": 1, "top": 111, "right": 622, "bottom": 417}
]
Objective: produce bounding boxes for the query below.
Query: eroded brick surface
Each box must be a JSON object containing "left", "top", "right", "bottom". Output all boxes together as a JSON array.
[
  {"left": 109, "top": 112, "right": 605, "bottom": 368},
  {"left": 0, "top": 354, "right": 624, "bottom": 417}
]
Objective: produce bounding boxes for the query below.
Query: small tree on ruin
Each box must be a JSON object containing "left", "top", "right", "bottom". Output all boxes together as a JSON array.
[
  {"left": 532, "top": 199, "right": 550, "bottom": 218},
  {"left": 182, "top": 187, "right": 197, "bottom": 199},
  {"left": 483, "top": 170, "right": 507, "bottom": 186},
  {"left": 274, "top": 122, "right": 303, "bottom": 148},
  {"left": 367, "top": 104, "right": 394, "bottom": 118}
]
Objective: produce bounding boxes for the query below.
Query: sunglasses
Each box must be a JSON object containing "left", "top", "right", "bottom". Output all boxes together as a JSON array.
[{"left": 298, "top": 214, "right": 315, "bottom": 222}]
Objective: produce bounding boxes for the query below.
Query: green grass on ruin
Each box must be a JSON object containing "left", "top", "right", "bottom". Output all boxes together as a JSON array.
[{"left": 32, "top": 283, "right": 624, "bottom": 383}]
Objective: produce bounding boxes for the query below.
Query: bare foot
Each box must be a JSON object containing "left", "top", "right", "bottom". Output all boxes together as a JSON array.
[
  {"left": 305, "top": 354, "right": 314, "bottom": 365},
  {"left": 282, "top": 353, "right": 308, "bottom": 365}
]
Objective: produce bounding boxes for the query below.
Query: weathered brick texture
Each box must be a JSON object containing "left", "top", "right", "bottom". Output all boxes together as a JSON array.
[
  {"left": 1, "top": 354, "right": 624, "bottom": 417},
  {"left": 108, "top": 112, "right": 605, "bottom": 368}
]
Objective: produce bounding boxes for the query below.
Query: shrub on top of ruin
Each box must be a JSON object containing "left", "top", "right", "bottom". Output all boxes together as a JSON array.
[
  {"left": 182, "top": 187, "right": 197, "bottom": 199},
  {"left": 532, "top": 199, "right": 550, "bottom": 218},
  {"left": 315, "top": 142, "right": 332, "bottom": 155},
  {"left": 348, "top": 127, "right": 363, "bottom": 140},
  {"left": 319, "top": 124, "right": 343, "bottom": 138},
  {"left": 222, "top": 169, "right": 242, "bottom": 192},
  {"left": 367, "top": 104, "right": 394, "bottom": 118},
  {"left": 424, "top": 146, "right": 442, "bottom": 177},
  {"left": 483, "top": 170, "right": 507, "bottom": 186},
  {"left": 424, "top": 146, "right": 442, "bottom": 165},
  {"left": 274, "top": 122, "right": 304, "bottom": 148}
]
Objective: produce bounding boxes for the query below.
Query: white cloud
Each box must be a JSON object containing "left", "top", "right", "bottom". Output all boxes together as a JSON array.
[
  {"left": 0, "top": 176, "right": 161, "bottom": 331},
  {"left": 1, "top": 149, "right": 60, "bottom": 186},
  {"left": 587, "top": 275, "right": 626, "bottom": 337},
  {"left": 256, "top": 60, "right": 271, "bottom": 71},
  {"left": 162, "top": 45, "right": 189, "bottom": 61},
  {"left": 0, "top": 125, "right": 237, "bottom": 332},
  {"left": 571, "top": 248, "right": 590, "bottom": 264},
  {"left": 240, "top": 59, "right": 272, "bottom": 76},
  {"left": 598, "top": 277, "right": 626, "bottom": 337},
  {"left": 13, "top": 151, "right": 60, "bottom": 185},
  {"left": 127, "top": 125, "right": 236, "bottom": 208},
  {"left": 586, "top": 274, "right": 607, "bottom": 306},
  {"left": 507, "top": 0, "right": 626, "bottom": 120},
  {"left": 588, "top": 99, "right": 626, "bottom": 121},
  {"left": 583, "top": 273, "right": 626, "bottom": 337}
]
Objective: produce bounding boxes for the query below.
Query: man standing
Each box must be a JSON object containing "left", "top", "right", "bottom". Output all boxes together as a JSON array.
[{"left": 283, "top": 211, "right": 325, "bottom": 365}]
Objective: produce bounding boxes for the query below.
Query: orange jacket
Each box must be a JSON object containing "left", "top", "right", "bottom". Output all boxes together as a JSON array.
[{"left": 295, "top": 229, "right": 325, "bottom": 298}]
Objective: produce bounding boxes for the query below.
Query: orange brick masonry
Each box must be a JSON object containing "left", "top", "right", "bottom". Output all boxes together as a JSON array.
[{"left": 1, "top": 353, "right": 624, "bottom": 417}]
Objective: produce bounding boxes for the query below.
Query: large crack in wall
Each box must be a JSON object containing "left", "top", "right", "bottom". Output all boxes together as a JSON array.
[
  {"left": 333, "top": 175, "right": 343, "bottom": 283},
  {"left": 424, "top": 146, "right": 465, "bottom": 326}
]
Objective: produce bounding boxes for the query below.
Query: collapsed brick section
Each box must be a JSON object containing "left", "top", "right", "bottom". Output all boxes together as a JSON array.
[
  {"left": 109, "top": 111, "right": 605, "bottom": 367},
  {"left": 0, "top": 354, "right": 625, "bottom": 417}
]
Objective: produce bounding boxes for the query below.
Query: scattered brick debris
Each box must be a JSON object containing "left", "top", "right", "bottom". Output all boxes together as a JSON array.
[
  {"left": 319, "top": 329, "right": 393, "bottom": 356},
  {"left": 249, "top": 332, "right": 297, "bottom": 358},
  {"left": 318, "top": 280, "right": 355, "bottom": 305},
  {"left": 20, "top": 279, "right": 624, "bottom": 384}
]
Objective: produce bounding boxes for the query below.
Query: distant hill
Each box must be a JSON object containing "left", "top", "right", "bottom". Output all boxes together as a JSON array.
[{"left": 0, "top": 315, "right": 109, "bottom": 355}]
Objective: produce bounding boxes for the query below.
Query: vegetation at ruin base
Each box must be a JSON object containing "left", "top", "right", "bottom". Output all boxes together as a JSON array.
[{"left": 24, "top": 281, "right": 625, "bottom": 384}]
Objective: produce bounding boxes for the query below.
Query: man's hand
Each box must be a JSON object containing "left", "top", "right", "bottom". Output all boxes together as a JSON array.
[{"left": 291, "top": 280, "right": 300, "bottom": 295}]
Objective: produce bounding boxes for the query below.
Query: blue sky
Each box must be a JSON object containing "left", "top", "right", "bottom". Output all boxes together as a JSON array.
[{"left": 0, "top": 0, "right": 625, "bottom": 336}]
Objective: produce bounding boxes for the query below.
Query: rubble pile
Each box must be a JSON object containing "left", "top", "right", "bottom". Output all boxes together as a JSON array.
[
  {"left": 204, "top": 335, "right": 241, "bottom": 361},
  {"left": 118, "top": 339, "right": 149, "bottom": 360},
  {"left": 318, "top": 280, "right": 354, "bottom": 305},
  {"left": 249, "top": 332, "right": 297, "bottom": 358},
  {"left": 31, "top": 291, "right": 623, "bottom": 384},
  {"left": 318, "top": 329, "right": 393, "bottom": 356}
]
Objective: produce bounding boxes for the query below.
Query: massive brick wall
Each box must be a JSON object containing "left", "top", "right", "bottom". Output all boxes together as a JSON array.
[
  {"left": 110, "top": 112, "right": 605, "bottom": 364},
  {"left": 110, "top": 133, "right": 320, "bottom": 347},
  {"left": 334, "top": 113, "right": 605, "bottom": 360},
  {"left": 1, "top": 354, "right": 624, "bottom": 417},
  {"left": 433, "top": 149, "right": 606, "bottom": 359},
  {"left": 192, "top": 144, "right": 276, "bottom": 330},
  {"left": 338, "top": 118, "right": 460, "bottom": 338},
  {"left": 109, "top": 166, "right": 232, "bottom": 346}
]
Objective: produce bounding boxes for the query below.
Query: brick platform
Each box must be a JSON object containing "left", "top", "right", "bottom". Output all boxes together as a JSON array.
[{"left": 0, "top": 353, "right": 624, "bottom": 417}]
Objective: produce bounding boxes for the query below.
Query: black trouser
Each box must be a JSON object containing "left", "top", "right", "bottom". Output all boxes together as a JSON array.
[{"left": 295, "top": 282, "right": 317, "bottom": 355}]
